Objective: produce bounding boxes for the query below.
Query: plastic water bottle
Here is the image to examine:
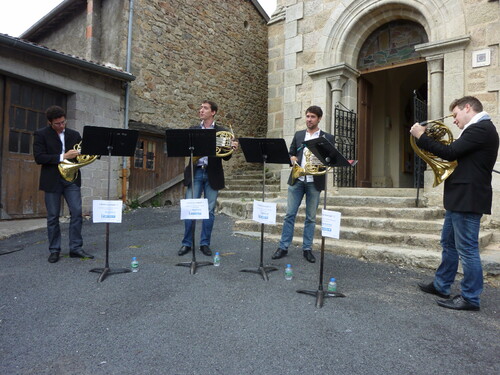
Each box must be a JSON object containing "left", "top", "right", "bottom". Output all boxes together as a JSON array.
[
  {"left": 285, "top": 264, "right": 293, "bottom": 280},
  {"left": 213, "top": 252, "right": 221, "bottom": 267},
  {"left": 327, "top": 277, "right": 337, "bottom": 292},
  {"left": 131, "top": 257, "right": 139, "bottom": 272}
]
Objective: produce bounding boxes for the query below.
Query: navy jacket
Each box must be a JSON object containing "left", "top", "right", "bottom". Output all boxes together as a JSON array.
[
  {"left": 287, "top": 129, "right": 335, "bottom": 191},
  {"left": 34, "top": 125, "right": 82, "bottom": 192},
  {"left": 183, "top": 123, "right": 232, "bottom": 191},
  {"left": 416, "top": 119, "right": 499, "bottom": 214}
]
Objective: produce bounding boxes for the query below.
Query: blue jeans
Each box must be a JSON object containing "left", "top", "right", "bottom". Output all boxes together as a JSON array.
[
  {"left": 433, "top": 210, "right": 483, "bottom": 306},
  {"left": 279, "top": 180, "right": 321, "bottom": 251},
  {"left": 44, "top": 179, "right": 83, "bottom": 254},
  {"left": 182, "top": 168, "right": 218, "bottom": 247}
]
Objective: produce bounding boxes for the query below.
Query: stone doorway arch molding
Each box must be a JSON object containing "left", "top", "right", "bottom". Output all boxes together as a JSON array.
[{"left": 308, "top": 0, "right": 469, "bottom": 117}]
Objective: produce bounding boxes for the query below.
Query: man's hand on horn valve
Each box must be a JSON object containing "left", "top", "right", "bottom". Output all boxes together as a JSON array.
[{"left": 410, "top": 122, "right": 426, "bottom": 139}]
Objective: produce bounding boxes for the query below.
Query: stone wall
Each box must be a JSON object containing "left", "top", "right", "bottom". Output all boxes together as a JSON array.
[{"left": 128, "top": 0, "right": 269, "bottom": 173}]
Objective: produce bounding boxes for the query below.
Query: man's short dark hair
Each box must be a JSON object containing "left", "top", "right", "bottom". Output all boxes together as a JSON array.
[
  {"left": 46, "top": 106, "right": 66, "bottom": 122},
  {"left": 449, "top": 96, "right": 483, "bottom": 113},
  {"left": 203, "top": 100, "right": 218, "bottom": 114},
  {"left": 305, "top": 105, "right": 323, "bottom": 118}
]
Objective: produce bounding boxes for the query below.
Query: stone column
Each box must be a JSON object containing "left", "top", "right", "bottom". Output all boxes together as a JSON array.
[
  {"left": 426, "top": 55, "right": 444, "bottom": 120},
  {"left": 327, "top": 76, "right": 347, "bottom": 135}
]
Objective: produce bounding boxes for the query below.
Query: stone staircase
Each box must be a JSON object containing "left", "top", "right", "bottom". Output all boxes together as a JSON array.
[{"left": 217, "top": 171, "right": 500, "bottom": 275}]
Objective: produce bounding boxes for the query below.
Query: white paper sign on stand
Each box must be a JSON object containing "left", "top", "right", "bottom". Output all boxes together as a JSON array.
[
  {"left": 180, "top": 198, "right": 209, "bottom": 220},
  {"left": 321, "top": 209, "right": 341, "bottom": 239},
  {"left": 252, "top": 200, "right": 277, "bottom": 225},
  {"left": 93, "top": 200, "right": 123, "bottom": 223}
]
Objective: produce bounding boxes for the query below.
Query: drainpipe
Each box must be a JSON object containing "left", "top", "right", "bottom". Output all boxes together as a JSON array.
[{"left": 122, "top": 0, "right": 134, "bottom": 203}]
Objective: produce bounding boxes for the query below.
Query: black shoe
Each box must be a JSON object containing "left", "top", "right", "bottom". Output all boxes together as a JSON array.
[
  {"left": 178, "top": 246, "right": 191, "bottom": 256},
  {"left": 200, "top": 245, "right": 212, "bottom": 256},
  {"left": 69, "top": 250, "right": 94, "bottom": 259},
  {"left": 437, "top": 295, "right": 480, "bottom": 311},
  {"left": 418, "top": 282, "right": 450, "bottom": 299},
  {"left": 48, "top": 252, "right": 60, "bottom": 263},
  {"left": 303, "top": 250, "right": 316, "bottom": 263},
  {"left": 272, "top": 248, "right": 288, "bottom": 260}
]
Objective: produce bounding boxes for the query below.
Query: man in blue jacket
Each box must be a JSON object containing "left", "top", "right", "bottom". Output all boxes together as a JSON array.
[
  {"left": 34, "top": 106, "right": 94, "bottom": 263},
  {"left": 410, "top": 96, "right": 499, "bottom": 311},
  {"left": 272, "top": 105, "right": 335, "bottom": 264}
]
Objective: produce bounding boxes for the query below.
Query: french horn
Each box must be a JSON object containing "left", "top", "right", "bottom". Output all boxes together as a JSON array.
[
  {"left": 58, "top": 141, "right": 99, "bottom": 182},
  {"left": 410, "top": 115, "right": 457, "bottom": 187},
  {"left": 291, "top": 149, "right": 330, "bottom": 184},
  {"left": 215, "top": 124, "right": 236, "bottom": 158}
]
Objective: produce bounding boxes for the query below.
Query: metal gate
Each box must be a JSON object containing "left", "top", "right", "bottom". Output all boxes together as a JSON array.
[
  {"left": 412, "top": 91, "right": 427, "bottom": 188},
  {"left": 333, "top": 104, "right": 357, "bottom": 187}
]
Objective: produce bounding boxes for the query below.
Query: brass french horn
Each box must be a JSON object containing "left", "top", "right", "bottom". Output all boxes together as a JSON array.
[
  {"left": 291, "top": 149, "right": 331, "bottom": 184},
  {"left": 215, "top": 124, "right": 236, "bottom": 158},
  {"left": 410, "top": 115, "right": 457, "bottom": 187},
  {"left": 58, "top": 142, "right": 99, "bottom": 182}
]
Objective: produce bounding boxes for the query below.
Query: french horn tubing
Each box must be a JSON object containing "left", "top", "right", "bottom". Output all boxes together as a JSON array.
[
  {"left": 410, "top": 115, "right": 457, "bottom": 187},
  {"left": 58, "top": 142, "right": 99, "bottom": 182}
]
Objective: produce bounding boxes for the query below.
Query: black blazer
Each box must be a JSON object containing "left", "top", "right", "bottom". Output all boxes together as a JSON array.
[
  {"left": 416, "top": 119, "right": 499, "bottom": 214},
  {"left": 34, "top": 125, "right": 82, "bottom": 192},
  {"left": 183, "top": 123, "right": 232, "bottom": 191},
  {"left": 287, "top": 129, "right": 335, "bottom": 191}
]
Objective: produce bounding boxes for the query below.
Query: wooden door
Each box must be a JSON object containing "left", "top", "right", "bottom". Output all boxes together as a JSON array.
[
  {"left": 0, "top": 78, "right": 66, "bottom": 219},
  {"left": 357, "top": 77, "right": 373, "bottom": 187}
]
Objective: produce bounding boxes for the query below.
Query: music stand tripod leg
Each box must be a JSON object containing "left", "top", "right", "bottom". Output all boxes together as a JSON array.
[
  {"left": 240, "top": 158, "right": 278, "bottom": 280},
  {"left": 89, "top": 146, "right": 131, "bottom": 282},
  {"left": 176, "top": 150, "right": 212, "bottom": 274}
]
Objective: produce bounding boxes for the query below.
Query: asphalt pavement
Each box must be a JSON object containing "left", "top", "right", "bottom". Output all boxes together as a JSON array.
[{"left": 0, "top": 206, "right": 499, "bottom": 375}]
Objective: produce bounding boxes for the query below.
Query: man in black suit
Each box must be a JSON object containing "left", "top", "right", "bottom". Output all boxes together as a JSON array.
[
  {"left": 272, "top": 105, "right": 335, "bottom": 263},
  {"left": 410, "top": 96, "right": 499, "bottom": 311},
  {"left": 178, "top": 100, "right": 238, "bottom": 257},
  {"left": 34, "top": 106, "right": 94, "bottom": 263}
]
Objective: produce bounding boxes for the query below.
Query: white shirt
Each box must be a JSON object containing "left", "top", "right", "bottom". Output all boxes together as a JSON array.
[
  {"left": 197, "top": 121, "right": 215, "bottom": 166},
  {"left": 299, "top": 128, "right": 321, "bottom": 183},
  {"left": 59, "top": 130, "right": 65, "bottom": 161}
]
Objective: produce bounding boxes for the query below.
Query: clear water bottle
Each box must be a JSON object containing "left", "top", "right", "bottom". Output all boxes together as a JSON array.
[
  {"left": 131, "top": 257, "right": 139, "bottom": 272},
  {"left": 285, "top": 264, "right": 293, "bottom": 280},
  {"left": 327, "top": 277, "right": 337, "bottom": 292},
  {"left": 213, "top": 252, "right": 221, "bottom": 267}
]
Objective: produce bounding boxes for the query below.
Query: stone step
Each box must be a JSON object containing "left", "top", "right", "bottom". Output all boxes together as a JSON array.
[
  {"left": 225, "top": 183, "right": 281, "bottom": 192},
  {"left": 216, "top": 199, "right": 444, "bottom": 220},
  {"left": 218, "top": 190, "right": 280, "bottom": 200},
  {"left": 234, "top": 220, "right": 437, "bottom": 250},
  {"left": 336, "top": 187, "right": 418, "bottom": 197},
  {"left": 233, "top": 231, "right": 443, "bottom": 270},
  {"left": 233, "top": 230, "right": 497, "bottom": 272}
]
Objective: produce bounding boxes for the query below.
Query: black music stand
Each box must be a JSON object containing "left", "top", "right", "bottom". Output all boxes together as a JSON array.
[
  {"left": 81, "top": 126, "right": 138, "bottom": 282},
  {"left": 296, "top": 136, "right": 356, "bottom": 307},
  {"left": 165, "top": 128, "right": 216, "bottom": 274},
  {"left": 238, "top": 137, "right": 291, "bottom": 281}
]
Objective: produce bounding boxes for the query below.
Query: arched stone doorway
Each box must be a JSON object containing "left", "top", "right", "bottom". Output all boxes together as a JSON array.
[{"left": 357, "top": 20, "right": 428, "bottom": 188}]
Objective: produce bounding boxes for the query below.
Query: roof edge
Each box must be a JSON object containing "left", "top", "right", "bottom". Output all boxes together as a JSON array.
[{"left": 0, "top": 33, "right": 135, "bottom": 82}]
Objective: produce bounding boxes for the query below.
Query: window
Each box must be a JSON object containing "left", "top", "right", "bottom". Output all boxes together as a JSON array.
[
  {"left": 134, "top": 138, "right": 156, "bottom": 170},
  {"left": 7, "top": 79, "right": 65, "bottom": 154}
]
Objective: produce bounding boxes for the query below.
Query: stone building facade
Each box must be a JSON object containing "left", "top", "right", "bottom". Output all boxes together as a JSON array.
[
  {"left": 23, "top": 0, "right": 269, "bottom": 203},
  {"left": 267, "top": 0, "right": 500, "bottom": 223}
]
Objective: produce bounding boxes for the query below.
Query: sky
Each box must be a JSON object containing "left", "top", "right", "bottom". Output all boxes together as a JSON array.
[{"left": 0, "top": 0, "right": 277, "bottom": 37}]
